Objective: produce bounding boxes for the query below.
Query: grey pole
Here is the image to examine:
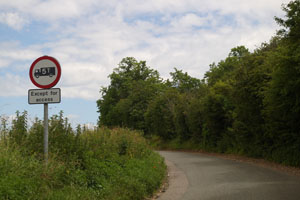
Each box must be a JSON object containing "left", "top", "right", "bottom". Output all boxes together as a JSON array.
[{"left": 44, "top": 103, "right": 48, "bottom": 164}]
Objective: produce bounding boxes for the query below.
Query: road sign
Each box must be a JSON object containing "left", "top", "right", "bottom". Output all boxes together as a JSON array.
[
  {"left": 28, "top": 88, "right": 61, "bottom": 104},
  {"left": 29, "top": 56, "right": 61, "bottom": 89},
  {"left": 29, "top": 55, "right": 62, "bottom": 164}
]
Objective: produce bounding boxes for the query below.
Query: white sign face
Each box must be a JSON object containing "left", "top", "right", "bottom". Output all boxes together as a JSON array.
[
  {"left": 30, "top": 56, "right": 61, "bottom": 89},
  {"left": 28, "top": 88, "right": 61, "bottom": 104}
]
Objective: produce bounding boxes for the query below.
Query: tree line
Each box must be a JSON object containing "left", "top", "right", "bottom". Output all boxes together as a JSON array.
[{"left": 97, "top": 1, "right": 300, "bottom": 166}]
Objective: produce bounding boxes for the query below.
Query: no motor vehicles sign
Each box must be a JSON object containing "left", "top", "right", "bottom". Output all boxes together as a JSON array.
[
  {"left": 29, "top": 56, "right": 61, "bottom": 89},
  {"left": 28, "top": 55, "right": 62, "bottom": 164}
]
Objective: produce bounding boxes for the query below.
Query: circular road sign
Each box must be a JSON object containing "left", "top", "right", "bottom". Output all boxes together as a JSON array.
[{"left": 29, "top": 56, "right": 61, "bottom": 89}]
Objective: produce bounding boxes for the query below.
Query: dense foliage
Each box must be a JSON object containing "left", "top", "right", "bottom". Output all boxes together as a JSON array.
[
  {"left": 97, "top": 1, "right": 300, "bottom": 166},
  {"left": 0, "top": 111, "right": 166, "bottom": 200},
  {"left": 97, "top": 57, "right": 162, "bottom": 132}
]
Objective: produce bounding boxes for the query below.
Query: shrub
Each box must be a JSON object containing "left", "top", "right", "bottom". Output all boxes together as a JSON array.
[{"left": 0, "top": 112, "right": 166, "bottom": 200}]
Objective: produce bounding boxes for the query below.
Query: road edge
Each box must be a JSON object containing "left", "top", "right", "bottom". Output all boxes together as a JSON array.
[{"left": 154, "top": 159, "right": 189, "bottom": 200}]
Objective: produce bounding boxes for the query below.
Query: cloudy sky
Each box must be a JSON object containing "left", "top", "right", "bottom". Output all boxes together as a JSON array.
[{"left": 0, "top": 0, "right": 290, "bottom": 127}]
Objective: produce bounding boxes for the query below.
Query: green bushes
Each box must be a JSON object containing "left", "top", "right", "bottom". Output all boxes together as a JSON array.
[
  {"left": 0, "top": 112, "right": 166, "bottom": 200},
  {"left": 0, "top": 146, "right": 41, "bottom": 200}
]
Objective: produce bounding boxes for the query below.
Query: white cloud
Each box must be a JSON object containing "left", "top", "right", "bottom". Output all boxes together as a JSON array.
[
  {"left": 0, "top": 58, "right": 10, "bottom": 68},
  {"left": 0, "top": 0, "right": 290, "bottom": 24},
  {"left": 0, "top": 42, "right": 41, "bottom": 62},
  {"left": 0, "top": 0, "right": 97, "bottom": 21},
  {"left": 0, "top": 12, "right": 27, "bottom": 30},
  {"left": 170, "top": 13, "right": 208, "bottom": 31},
  {"left": 57, "top": 62, "right": 109, "bottom": 100},
  {"left": 0, "top": 0, "right": 292, "bottom": 101},
  {"left": 0, "top": 73, "right": 30, "bottom": 97}
]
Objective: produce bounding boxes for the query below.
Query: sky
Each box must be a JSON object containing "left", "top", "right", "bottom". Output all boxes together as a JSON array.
[{"left": 0, "top": 0, "right": 290, "bottom": 128}]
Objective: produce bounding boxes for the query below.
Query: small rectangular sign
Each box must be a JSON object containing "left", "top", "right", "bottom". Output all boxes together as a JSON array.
[{"left": 28, "top": 88, "right": 61, "bottom": 104}]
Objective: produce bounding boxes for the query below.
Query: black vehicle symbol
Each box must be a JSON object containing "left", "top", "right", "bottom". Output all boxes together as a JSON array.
[{"left": 34, "top": 67, "right": 55, "bottom": 78}]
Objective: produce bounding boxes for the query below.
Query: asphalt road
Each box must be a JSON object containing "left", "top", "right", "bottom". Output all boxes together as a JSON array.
[{"left": 157, "top": 151, "right": 300, "bottom": 200}]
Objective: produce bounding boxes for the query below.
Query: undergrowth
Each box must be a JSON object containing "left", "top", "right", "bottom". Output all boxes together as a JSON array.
[{"left": 0, "top": 111, "right": 166, "bottom": 200}]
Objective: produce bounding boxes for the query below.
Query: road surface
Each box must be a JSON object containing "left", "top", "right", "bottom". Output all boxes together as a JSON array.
[{"left": 157, "top": 151, "right": 300, "bottom": 200}]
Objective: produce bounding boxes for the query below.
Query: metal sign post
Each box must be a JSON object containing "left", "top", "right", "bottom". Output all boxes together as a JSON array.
[
  {"left": 29, "top": 55, "right": 61, "bottom": 165},
  {"left": 44, "top": 103, "right": 48, "bottom": 164}
]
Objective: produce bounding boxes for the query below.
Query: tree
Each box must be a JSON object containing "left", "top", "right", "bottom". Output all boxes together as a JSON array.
[
  {"left": 263, "top": 0, "right": 300, "bottom": 165},
  {"left": 145, "top": 88, "right": 178, "bottom": 140},
  {"left": 204, "top": 46, "right": 249, "bottom": 87},
  {"left": 200, "top": 81, "right": 234, "bottom": 151},
  {"left": 97, "top": 57, "right": 162, "bottom": 131},
  {"left": 275, "top": 0, "right": 300, "bottom": 41},
  {"left": 230, "top": 48, "right": 272, "bottom": 156},
  {"left": 169, "top": 68, "right": 202, "bottom": 92}
]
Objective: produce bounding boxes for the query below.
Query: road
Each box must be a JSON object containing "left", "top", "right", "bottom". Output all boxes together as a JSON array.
[{"left": 157, "top": 151, "right": 300, "bottom": 200}]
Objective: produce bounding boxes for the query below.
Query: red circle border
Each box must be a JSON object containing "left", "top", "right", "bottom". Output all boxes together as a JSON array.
[{"left": 29, "top": 56, "right": 61, "bottom": 89}]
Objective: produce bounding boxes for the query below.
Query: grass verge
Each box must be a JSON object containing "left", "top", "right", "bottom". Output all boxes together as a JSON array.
[{"left": 0, "top": 128, "right": 166, "bottom": 200}]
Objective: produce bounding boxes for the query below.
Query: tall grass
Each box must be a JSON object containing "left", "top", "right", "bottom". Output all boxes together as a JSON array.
[{"left": 0, "top": 112, "right": 166, "bottom": 200}]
